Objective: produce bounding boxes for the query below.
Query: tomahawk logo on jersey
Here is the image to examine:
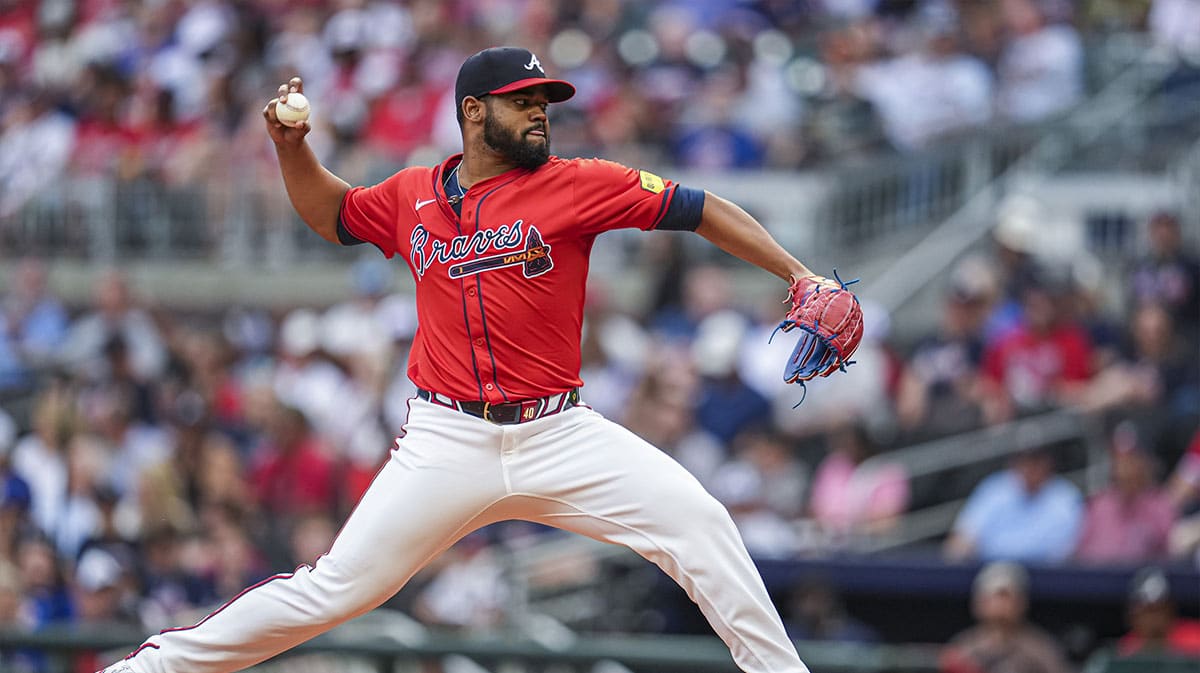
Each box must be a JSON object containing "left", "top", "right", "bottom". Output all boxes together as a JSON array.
[
  {"left": 336, "top": 155, "right": 697, "bottom": 404},
  {"left": 446, "top": 225, "right": 553, "bottom": 280}
]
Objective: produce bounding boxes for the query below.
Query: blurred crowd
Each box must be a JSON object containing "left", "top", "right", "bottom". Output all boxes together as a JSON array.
[
  {"left": 0, "top": 0, "right": 1198, "bottom": 671},
  {"left": 0, "top": 199, "right": 1196, "bottom": 668},
  {"left": 1, "top": 0, "right": 1199, "bottom": 221},
  {"left": 939, "top": 561, "right": 1200, "bottom": 672}
]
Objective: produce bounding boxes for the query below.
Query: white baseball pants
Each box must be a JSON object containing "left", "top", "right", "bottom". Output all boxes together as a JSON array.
[{"left": 112, "top": 399, "right": 809, "bottom": 673}]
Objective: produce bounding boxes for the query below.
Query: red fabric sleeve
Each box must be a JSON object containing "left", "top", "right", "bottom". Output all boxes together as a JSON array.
[
  {"left": 572, "top": 158, "right": 676, "bottom": 236},
  {"left": 339, "top": 171, "right": 408, "bottom": 258},
  {"left": 1057, "top": 327, "right": 1093, "bottom": 381},
  {"left": 981, "top": 340, "right": 1005, "bottom": 383}
]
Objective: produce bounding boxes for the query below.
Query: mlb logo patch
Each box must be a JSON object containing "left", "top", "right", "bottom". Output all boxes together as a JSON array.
[{"left": 639, "top": 170, "right": 665, "bottom": 194}]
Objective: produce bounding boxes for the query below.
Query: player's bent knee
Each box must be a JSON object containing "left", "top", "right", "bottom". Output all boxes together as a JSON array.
[
  {"left": 677, "top": 489, "right": 738, "bottom": 532},
  {"left": 291, "top": 558, "right": 390, "bottom": 618},
  {"left": 649, "top": 483, "right": 732, "bottom": 529}
]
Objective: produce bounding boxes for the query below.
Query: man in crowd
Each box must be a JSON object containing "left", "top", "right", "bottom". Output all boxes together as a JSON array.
[
  {"left": 1074, "top": 422, "right": 1175, "bottom": 564},
  {"left": 940, "top": 561, "right": 1073, "bottom": 673},
  {"left": 1117, "top": 566, "right": 1200, "bottom": 659},
  {"left": 945, "top": 443, "right": 1083, "bottom": 562}
]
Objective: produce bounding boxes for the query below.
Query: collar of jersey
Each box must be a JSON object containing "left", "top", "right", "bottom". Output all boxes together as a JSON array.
[{"left": 430, "top": 153, "right": 542, "bottom": 220}]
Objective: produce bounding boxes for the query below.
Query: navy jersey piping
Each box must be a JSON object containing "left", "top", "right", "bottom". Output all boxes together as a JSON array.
[
  {"left": 445, "top": 175, "right": 486, "bottom": 401},
  {"left": 470, "top": 175, "right": 527, "bottom": 402},
  {"left": 651, "top": 185, "right": 674, "bottom": 229}
]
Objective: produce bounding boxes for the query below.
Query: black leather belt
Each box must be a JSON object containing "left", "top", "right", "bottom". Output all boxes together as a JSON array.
[{"left": 417, "top": 388, "right": 580, "bottom": 424}]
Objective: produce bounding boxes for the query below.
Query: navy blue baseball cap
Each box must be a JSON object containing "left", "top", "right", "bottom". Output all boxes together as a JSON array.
[{"left": 455, "top": 47, "right": 576, "bottom": 111}]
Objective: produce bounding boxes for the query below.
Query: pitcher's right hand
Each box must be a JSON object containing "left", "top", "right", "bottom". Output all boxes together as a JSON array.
[{"left": 263, "top": 76, "right": 310, "bottom": 145}]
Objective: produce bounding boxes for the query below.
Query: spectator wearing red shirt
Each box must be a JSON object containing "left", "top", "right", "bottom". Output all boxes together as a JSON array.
[
  {"left": 0, "top": 0, "right": 37, "bottom": 71},
  {"left": 125, "top": 85, "right": 204, "bottom": 187},
  {"left": 1118, "top": 566, "right": 1200, "bottom": 658},
  {"left": 249, "top": 403, "right": 336, "bottom": 518},
  {"left": 1074, "top": 422, "right": 1176, "bottom": 565},
  {"left": 980, "top": 279, "right": 1093, "bottom": 423},
  {"left": 70, "top": 64, "right": 136, "bottom": 177},
  {"left": 363, "top": 72, "right": 446, "bottom": 161}
]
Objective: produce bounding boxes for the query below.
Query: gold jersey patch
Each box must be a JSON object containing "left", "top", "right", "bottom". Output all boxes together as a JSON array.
[{"left": 639, "top": 170, "right": 665, "bottom": 194}]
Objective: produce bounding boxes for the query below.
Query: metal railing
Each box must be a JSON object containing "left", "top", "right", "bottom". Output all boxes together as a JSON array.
[
  {"left": 857, "top": 410, "right": 1108, "bottom": 552},
  {"left": 0, "top": 621, "right": 944, "bottom": 673},
  {"left": 0, "top": 174, "right": 356, "bottom": 267},
  {"left": 1083, "top": 651, "right": 1200, "bottom": 673},
  {"left": 806, "top": 34, "right": 1183, "bottom": 263},
  {"left": 862, "top": 52, "right": 1185, "bottom": 313},
  {"left": 811, "top": 127, "right": 1037, "bottom": 254},
  {"left": 2, "top": 619, "right": 1190, "bottom": 673},
  {"left": 1174, "top": 135, "right": 1200, "bottom": 235}
]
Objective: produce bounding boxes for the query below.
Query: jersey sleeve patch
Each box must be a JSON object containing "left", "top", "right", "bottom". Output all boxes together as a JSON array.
[{"left": 639, "top": 170, "right": 665, "bottom": 194}]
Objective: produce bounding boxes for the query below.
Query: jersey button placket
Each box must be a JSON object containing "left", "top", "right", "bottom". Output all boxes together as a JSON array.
[{"left": 464, "top": 197, "right": 497, "bottom": 401}]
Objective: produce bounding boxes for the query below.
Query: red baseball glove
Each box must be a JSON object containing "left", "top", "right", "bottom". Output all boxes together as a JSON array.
[{"left": 772, "top": 270, "right": 864, "bottom": 391}]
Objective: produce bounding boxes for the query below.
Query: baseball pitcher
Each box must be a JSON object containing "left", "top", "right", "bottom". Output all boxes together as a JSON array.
[{"left": 99, "top": 47, "right": 864, "bottom": 673}]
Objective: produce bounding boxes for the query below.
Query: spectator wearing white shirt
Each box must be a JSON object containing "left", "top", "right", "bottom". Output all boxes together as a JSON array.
[
  {"left": 855, "top": 7, "right": 993, "bottom": 150},
  {"left": 60, "top": 271, "right": 167, "bottom": 383},
  {"left": 1150, "top": 0, "right": 1200, "bottom": 62},
  {"left": 995, "top": 0, "right": 1084, "bottom": 123},
  {"left": 414, "top": 532, "right": 509, "bottom": 629},
  {"left": 272, "top": 308, "right": 364, "bottom": 448},
  {"left": 0, "top": 90, "right": 76, "bottom": 218}
]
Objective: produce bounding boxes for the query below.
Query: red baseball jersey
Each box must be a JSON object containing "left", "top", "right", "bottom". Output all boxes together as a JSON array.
[{"left": 339, "top": 153, "right": 680, "bottom": 403}]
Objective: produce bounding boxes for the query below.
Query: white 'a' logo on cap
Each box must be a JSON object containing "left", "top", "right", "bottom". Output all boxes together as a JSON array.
[{"left": 525, "top": 53, "right": 543, "bottom": 73}]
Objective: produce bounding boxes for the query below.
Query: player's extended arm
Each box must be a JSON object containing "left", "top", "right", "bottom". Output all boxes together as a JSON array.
[
  {"left": 263, "top": 77, "right": 350, "bottom": 244},
  {"left": 696, "top": 192, "right": 865, "bottom": 386},
  {"left": 694, "top": 192, "right": 812, "bottom": 283}
]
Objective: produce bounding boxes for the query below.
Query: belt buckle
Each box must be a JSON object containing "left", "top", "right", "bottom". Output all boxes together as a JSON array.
[{"left": 482, "top": 401, "right": 492, "bottom": 423}]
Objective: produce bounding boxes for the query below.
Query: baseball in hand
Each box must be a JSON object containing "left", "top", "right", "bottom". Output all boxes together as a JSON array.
[{"left": 275, "top": 92, "right": 310, "bottom": 127}]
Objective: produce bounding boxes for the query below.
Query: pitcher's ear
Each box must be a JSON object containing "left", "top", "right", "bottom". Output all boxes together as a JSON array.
[{"left": 463, "top": 96, "right": 486, "bottom": 123}]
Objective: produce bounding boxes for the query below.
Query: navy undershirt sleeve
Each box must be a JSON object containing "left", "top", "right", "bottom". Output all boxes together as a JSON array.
[
  {"left": 656, "top": 186, "right": 705, "bottom": 232},
  {"left": 336, "top": 217, "right": 365, "bottom": 245}
]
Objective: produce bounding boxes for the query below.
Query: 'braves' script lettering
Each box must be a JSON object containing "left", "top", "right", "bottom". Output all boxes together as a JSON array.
[{"left": 410, "top": 220, "right": 526, "bottom": 278}]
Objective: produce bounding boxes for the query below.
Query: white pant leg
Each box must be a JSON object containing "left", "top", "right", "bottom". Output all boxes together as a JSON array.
[
  {"left": 118, "top": 400, "right": 509, "bottom": 673},
  {"left": 505, "top": 407, "right": 809, "bottom": 673}
]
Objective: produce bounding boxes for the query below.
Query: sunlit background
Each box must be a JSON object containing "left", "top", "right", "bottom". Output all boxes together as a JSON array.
[{"left": 0, "top": 0, "right": 1198, "bottom": 672}]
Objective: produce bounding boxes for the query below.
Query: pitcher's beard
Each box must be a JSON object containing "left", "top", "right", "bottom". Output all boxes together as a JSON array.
[{"left": 484, "top": 115, "right": 550, "bottom": 169}]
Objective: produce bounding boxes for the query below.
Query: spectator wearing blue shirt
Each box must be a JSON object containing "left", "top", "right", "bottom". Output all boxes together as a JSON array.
[
  {"left": 691, "top": 311, "right": 771, "bottom": 444},
  {"left": 15, "top": 535, "right": 74, "bottom": 627},
  {"left": 945, "top": 444, "right": 1084, "bottom": 562},
  {"left": 0, "top": 259, "right": 69, "bottom": 390}
]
